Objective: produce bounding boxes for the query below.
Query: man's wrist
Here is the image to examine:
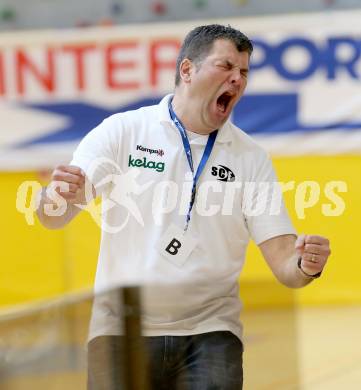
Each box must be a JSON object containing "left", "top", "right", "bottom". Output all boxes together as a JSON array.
[{"left": 297, "top": 257, "right": 322, "bottom": 279}]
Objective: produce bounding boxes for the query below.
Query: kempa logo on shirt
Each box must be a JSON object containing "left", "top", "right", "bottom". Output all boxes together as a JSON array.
[
  {"left": 211, "top": 165, "right": 235, "bottom": 182},
  {"left": 136, "top": 144, "right": 164, "bottom": 157},
  {"left": 128, "top": 155, "right": 165, "bottom": 172}
]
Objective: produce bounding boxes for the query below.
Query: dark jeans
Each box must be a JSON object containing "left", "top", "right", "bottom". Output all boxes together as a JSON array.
[{"left": 88, "top": 331, "right": 243, "bottom": 390}]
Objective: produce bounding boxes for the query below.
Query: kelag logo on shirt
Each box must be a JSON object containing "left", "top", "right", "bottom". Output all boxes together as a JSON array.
[{"left": 128, "top": 155, "right": 165, "bottom": 172}]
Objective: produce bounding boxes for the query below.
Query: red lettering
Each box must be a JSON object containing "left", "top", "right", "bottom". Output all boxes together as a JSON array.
[
  {"left": 106, "top": 42, "right": 139, "bottom": 90},
  {"left": 0, "top": 52, "right": 5, "bottom": 96},
  {"left": 149, "top": 39, "right": 180, "bottom": 87},
  {"left": 63, "top": 44, "right": 96, "bottom": 91},
  {"left": 16, "top": 47, "right": 55, "bottom": 95}
]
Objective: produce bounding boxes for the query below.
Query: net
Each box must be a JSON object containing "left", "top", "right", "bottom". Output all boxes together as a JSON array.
[
  {"left": 0, "top": 282, "right": 299, "bottom": 389},
  {"left": 0, "top": 286, "right": 148, "bottom": 390}
]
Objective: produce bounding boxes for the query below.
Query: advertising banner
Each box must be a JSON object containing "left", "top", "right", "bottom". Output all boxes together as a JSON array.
[{"left": 1, "top": 10, "right": 361, "bottom": 170}]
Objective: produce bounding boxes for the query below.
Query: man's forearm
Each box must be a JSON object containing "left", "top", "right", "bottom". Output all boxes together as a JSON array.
[
  {"left": 259, "top": 234, "right": 327, "bottom": 289},
  {"left": 280, "top": 253, "right": 315, "bottom": 288}
]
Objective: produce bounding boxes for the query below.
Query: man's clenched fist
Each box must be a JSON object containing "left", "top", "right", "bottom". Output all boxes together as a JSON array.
[
  {"left": 295, "top": 234, "right": 331, "bottom": 277},
  {"left": 48, "top": 165, "right": 86, "bottom": 204}
]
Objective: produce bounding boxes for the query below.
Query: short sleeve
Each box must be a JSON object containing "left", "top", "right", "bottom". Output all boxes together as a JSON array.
[
  {"left": 70, "top": 115, "right": 120, "bottom": 197},
  {"left": 243, "top": 151, "right": 296, "bottom": 245}
]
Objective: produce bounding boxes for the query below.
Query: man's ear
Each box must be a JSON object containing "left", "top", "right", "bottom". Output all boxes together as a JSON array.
[{"left": 179, "top": 58, "right": 193, "bottom": 83}]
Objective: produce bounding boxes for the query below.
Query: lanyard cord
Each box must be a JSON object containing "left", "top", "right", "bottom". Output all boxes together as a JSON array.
[{"left": 168, "top": 100, "right": 218, "bottom": 230}]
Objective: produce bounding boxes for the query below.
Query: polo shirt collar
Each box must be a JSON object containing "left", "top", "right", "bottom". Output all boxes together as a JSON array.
[{"left": 158, "top": 94, "right": 232, "bottom": 144}]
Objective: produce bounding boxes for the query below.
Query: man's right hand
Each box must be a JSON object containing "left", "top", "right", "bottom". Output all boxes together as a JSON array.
[
  {"left": 37, "top": 165, "right": 93, "bottom": 229},
  {"left": 48, "top": 165, "right": 87, "bottom": 205}
]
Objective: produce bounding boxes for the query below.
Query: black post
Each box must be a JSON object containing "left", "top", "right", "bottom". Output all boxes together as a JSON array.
[{"left": 121, "top": 286, "right": 149, "bottom": 390}]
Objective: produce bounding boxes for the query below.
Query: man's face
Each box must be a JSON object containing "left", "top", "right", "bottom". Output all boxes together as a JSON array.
[{"left": 184, "top": 39, "right": 250, "bottom": 132}]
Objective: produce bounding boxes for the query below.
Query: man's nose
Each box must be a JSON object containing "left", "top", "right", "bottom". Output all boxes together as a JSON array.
[{"left": 230, "top": 69, "right": 243, "bottom": 85}]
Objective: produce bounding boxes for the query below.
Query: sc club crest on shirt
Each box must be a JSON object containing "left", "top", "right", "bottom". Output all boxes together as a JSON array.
[{"left": 211, "top": 165, "right": 236, "bottom": 182}]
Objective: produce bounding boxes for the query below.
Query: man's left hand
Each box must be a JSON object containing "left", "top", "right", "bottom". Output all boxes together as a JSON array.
[{"left": 295, "top": 234, "right": 331, "bottom": 276}]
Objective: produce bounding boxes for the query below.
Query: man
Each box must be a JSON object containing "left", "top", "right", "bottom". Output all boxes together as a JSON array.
[{"left": 37, "top": 25, "right": 330, "bottom": 389}]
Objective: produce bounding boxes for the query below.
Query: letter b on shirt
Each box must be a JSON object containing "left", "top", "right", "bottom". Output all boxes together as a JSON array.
[
  {"left": 157, "top": 224, "right": 197, "bottom": 267},
  {"left": 166, "top": 238, "right": 182, "bottom": 255}
]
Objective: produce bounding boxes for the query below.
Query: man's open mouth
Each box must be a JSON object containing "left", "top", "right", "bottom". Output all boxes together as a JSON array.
[{"left": 216, "top": 91, "right": 234, "bottom": 114}]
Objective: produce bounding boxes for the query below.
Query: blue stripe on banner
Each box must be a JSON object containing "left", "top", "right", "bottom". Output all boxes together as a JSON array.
[
  {"left": 13, "top": 93, "right": 361, "bottom": 149},
  {"left": 14, "top": 97, "right": 161, "bottom": 148},
  {"left": 233, "top": 93, "right": 361, "bottom": 135},
  {"left": 233, "top": 93, "right": 299, "bottom": 134}
]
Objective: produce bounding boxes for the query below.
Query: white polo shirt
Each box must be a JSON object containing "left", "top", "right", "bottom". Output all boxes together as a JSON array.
[{"left": 71, "top": 94, "right": 295, "bottom": 341}]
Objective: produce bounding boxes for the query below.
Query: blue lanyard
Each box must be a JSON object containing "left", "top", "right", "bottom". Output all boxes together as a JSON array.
[{"left": 169, "top": 100, "right": 218, "bottom": 230}]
